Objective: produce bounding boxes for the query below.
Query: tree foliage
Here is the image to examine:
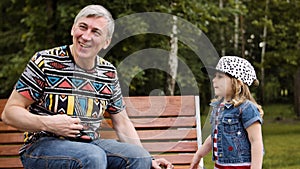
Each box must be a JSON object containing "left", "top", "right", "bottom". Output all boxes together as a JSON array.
[{"left": 0, "top": 0, "right": 299, "bottom": 115}]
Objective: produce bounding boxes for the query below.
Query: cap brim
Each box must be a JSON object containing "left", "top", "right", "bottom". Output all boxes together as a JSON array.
[{"left": 201, "top": 66, "right": 222, "bottom": 75}]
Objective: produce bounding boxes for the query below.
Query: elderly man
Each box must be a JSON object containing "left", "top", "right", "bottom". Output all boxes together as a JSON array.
[{"left": 2, "top": 4, "right": 173, "bottom": 169}]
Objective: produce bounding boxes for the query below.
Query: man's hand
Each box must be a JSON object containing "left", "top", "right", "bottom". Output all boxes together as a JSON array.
[
  {"left": 152, "top": 158, "right": 174, "bottom": 169},
  {"left": 42, "top": 114, "right": 83, "bottom": 137}
]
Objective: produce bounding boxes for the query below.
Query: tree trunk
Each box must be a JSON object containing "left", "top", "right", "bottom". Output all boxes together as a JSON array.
[
  {"left": 295, "top": 68, "right": 300, "bottom": 117},
  {"left": 46, "top": 0, "right": 57, "bottom": 46},
  {"left": 260, "top": 0, "right": 269, "bottom": 105},
  {"left": 165, "top": 16, "right": 178, "bottom": 96},
  {"left": 234, "top": 0, "right": 239, "bottom": 53},
  {"left": 219, "top": 0, "right": 226, "bottom": 56},
  {"left": 240, "top": 15, "right": 245, "bottom": 58}
]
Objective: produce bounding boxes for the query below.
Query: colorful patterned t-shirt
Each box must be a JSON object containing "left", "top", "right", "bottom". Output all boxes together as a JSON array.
[{"left": 16, "top": 45, "right": 125, "bottom": 152}]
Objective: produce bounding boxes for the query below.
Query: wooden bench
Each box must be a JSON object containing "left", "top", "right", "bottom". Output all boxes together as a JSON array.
[{"left": 0, "top": 95, "right": 203, "bottom": 169}]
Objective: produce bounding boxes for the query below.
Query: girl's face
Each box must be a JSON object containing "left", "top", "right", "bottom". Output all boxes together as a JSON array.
[{"left": 212, "top": 72, "right": 233, "bottom": 101}]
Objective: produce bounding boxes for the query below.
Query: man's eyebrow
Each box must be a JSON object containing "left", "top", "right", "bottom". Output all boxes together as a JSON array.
[
  {"left": 78, "top": 22, "right": 88, "bottom": 26},
  {"left": 93, "top": 27, "right": 103, "bottom": 33},
  {"left": 78, "top": 22, "right": 105, "bottom": 33}
]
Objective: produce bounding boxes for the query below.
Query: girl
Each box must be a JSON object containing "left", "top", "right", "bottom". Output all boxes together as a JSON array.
[{"left": 190, "top": 56, "right": 264, "bottom": 169}]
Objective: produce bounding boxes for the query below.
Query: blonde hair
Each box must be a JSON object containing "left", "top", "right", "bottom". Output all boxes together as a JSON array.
[{"left": 212, "top": 76, "right": 264, "bottom": 117}]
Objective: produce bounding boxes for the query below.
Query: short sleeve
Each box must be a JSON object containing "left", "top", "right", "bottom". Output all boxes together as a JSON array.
[
  {"left": 105, "top": 69, "right": 125, "bottom": 114},
  {"left": 241, "top": 101, "right": 263, "bottom": 129},
  {"left": 15, "top": 52, "right": 45, "bottom": 101}
]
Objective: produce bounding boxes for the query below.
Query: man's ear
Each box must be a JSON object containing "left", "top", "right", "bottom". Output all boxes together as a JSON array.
[
  {"left": 103, "top": 38, "right": 111, "bottom": 49},
  {"left": 71, "top": 25, "right": 75, "bottom": 36}
]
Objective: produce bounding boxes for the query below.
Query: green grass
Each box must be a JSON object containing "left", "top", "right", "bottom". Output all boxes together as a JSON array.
[
  {"left": 200, "top": 104, "right": 300, "bottom": 169},
  {"left": 262, "top": 122, "right": 300, "bottom": 169},
  {"left": 262, "top": 104, "right": 296, "bottom": 121}
]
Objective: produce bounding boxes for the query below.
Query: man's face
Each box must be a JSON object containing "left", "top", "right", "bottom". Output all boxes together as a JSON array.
[{"left": 71, "top": 16, "right": 111, "bottom": 60}]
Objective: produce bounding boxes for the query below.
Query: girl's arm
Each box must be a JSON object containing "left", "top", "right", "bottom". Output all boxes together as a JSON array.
[
  {"left": 246, "top": 121, "right": 263, "bottom": 169},
  {"left": 189, "top": 135, "right": 212, "bottom": 169}
]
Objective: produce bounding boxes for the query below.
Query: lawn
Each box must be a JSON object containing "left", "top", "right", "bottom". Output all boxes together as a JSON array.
[{"left": 200, "top": 104, "right": 300, "bottom": 169}]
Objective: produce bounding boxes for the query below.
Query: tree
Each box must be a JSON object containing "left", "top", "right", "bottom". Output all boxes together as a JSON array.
[
  {"left": 0, "top": 0, "right": 27, "bottom": 97},
  {"left": 1, "top": 0, "right": 299, "bottom": 118},
  {"left": 165, "top": 15, "right": 178, "bottom": 96},
  {"left": 295, "top": 69, "right": 300, "bottom": 117},
  {"left": 260, "top": 0, "right": 269, "bottom": 105}
]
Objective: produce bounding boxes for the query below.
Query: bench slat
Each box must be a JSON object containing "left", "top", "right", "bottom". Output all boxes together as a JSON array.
[
  {"left": 0, "top": 122, "right": 19, "bottom": 132},
  {"left": 142, "top": 141, "right": 197, "bottom": 152},
  {"left": 0, "top": 96, "right": 195, "bottom": 118},
  {"left": 0, "top": 157, "right": 191, "bottom": 169},
  {"left": 0, "top": 155, "right": 194, "bottom": 168},
  {"left": 124, "top": 96, "right": 196, "bottom": 117},
  {"left": 100, "top": 129, "right": 197, "bottom": 140},
  {"left": 0, "top": 141, "right": 197, "bottom": 155},
  {"left": 0, "top": 158, "right": 23, "bottom": 168},
  {"left": 171, "top": 166, "right": 191, "bottom": 169},
  {"left": 0, "top": 133, "right": 24, "bottom": 144},
  {"left": 153, "top": 154, "right": 194, "bottom": 165},
  {"left": 0, "top": 129, "right": 197, "bottom": 144},
  {"left": 1, "top": 116, "right": 196, "bottom": 131},
  {"left": 0, "top": 143, "right": 197, "bottom": 157},
  {"left": 0, "top": 99, "right": 7, "bottom": 117},
  {"left": 132, "top": 116, "right": 196, "bottom": 128},
  {"left": 0, "top": 145, "right": 21, "bottom": 156},
  {"left": 101, "top": 116, "right": 196, "bottom": 129}
]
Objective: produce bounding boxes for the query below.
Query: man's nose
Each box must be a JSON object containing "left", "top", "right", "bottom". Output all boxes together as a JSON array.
[{"left": 82, "top": 30, "right": 92, "bottom": 41}]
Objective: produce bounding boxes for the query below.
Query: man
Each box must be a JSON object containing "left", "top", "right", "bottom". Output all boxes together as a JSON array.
[{"left": 2, "top": 4, "right": 173, "bottom": 169}]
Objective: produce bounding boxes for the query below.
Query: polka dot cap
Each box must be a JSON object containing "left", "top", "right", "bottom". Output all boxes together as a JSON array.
[
  {"left": 216, "top": 56, "right": 257, "bottom": 86},
  {"left": 206, "top": 56, "right": 257, "bottom": 86}
]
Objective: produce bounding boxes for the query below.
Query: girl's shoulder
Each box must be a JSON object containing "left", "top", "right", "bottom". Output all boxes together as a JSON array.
[
  {"left": 239, "top": 99, "right": 257, "bottom": 110},
  {"left": 236, "top": 100, "right": 261, "bottom": 117},
  {"left": 239, "top": 100, "right": 263, "bottom": 126}
]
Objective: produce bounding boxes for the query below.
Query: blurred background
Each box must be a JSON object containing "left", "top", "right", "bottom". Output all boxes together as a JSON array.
[{"left": 0, "top": 1, "right": 299, "bottom": 168}]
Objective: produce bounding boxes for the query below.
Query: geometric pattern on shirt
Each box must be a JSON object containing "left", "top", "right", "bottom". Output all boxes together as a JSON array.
[
  {"left": 16, "top": 45, "right": 124, "bottom": 115},
  {"left": 16, "top": 45, "right": 125, "bottom": 151}
]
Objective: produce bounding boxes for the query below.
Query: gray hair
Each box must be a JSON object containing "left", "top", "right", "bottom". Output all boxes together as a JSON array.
[{"left": 74, "top": 5, "right": 115, "bottom": 39}]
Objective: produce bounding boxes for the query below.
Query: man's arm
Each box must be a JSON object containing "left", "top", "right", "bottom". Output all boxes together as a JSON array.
[
  {"left": 110, "top": 109, "right": 174, "bottom": 169},
  {"left": 2, "top": 89, "right": 43, "bottom": 131},
  {"left": 2, "top": 89, "right": 83, "bottom": 137},
  {"left": 110, "top": 109, "right": 142, "bottom": 146}
]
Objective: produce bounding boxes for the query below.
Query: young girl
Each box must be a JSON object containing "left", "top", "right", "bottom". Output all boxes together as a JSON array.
[{"left": 190, "top": 56, "right": 264, "bottom": 169}]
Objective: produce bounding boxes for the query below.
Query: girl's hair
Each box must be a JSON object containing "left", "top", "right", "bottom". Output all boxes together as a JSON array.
[
  {"left": 212, "top": 75, "right": 264, "bottom": 117},
  {"left": 74, "top": 5, "right": 115, "bottom": 39}
]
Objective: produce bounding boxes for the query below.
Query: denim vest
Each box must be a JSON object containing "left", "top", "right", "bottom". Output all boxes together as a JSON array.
[{"left": 209, "top": 99, "right": 263, "bottom": 164}]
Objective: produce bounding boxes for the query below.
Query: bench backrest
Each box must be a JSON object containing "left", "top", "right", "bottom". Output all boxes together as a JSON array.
[{"left": 0, "top": 95, "right": 202, "bottom": 169}]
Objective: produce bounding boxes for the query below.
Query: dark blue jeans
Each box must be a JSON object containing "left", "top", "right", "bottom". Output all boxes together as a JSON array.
[{"left": 20, "top": 137, "right": 152, "bottom": 169}]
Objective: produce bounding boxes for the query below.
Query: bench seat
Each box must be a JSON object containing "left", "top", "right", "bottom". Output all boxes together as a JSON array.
[{"left": 0, "top": 95, "right": 203, "bottom": 169}]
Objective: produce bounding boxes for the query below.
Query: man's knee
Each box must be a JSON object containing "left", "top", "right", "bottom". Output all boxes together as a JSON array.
[{"left": 70, "top": 144, "right": 107, "bottom": 169}]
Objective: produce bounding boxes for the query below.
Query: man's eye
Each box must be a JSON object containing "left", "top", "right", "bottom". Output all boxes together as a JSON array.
[
  {"left": 94, "top": 31, "right": 101, "bottom": 36},
  {"left": 79, "top": 25, "right": 87, "bottom": 30},
  {"left": 93, "top": 30, "right": 102, "bottom": 37}
]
